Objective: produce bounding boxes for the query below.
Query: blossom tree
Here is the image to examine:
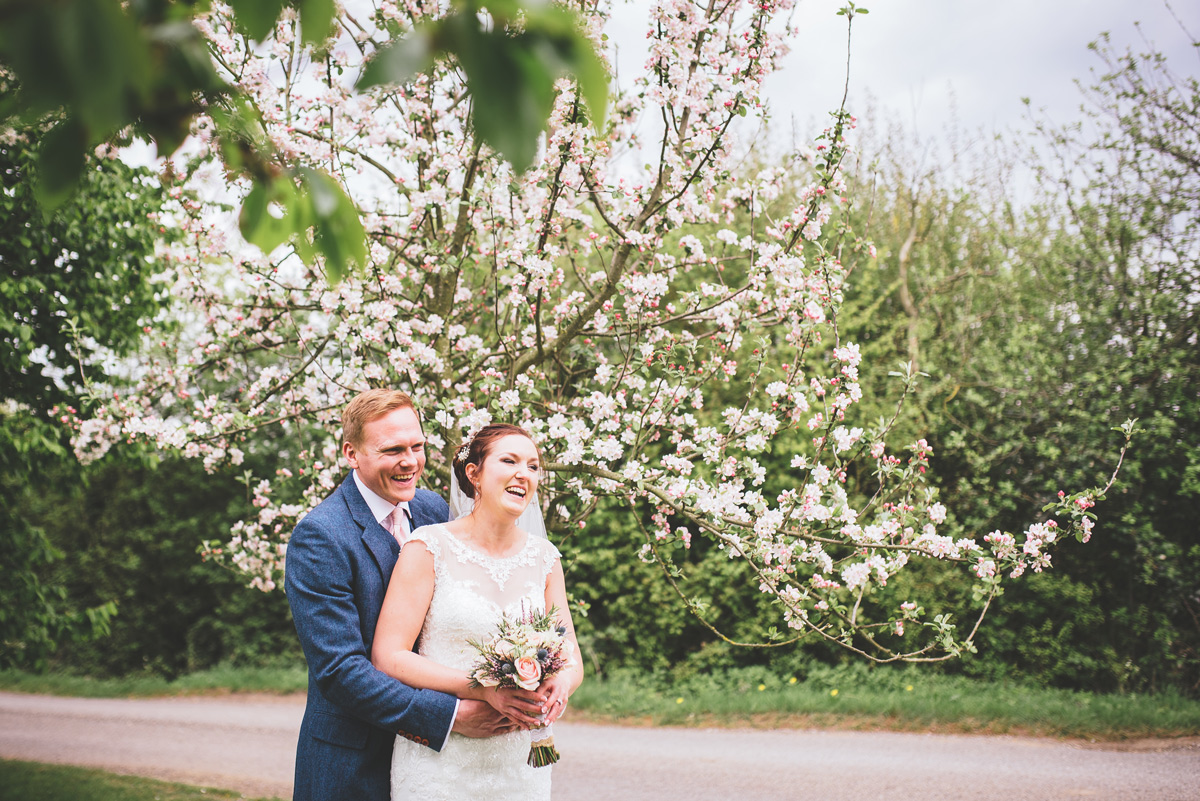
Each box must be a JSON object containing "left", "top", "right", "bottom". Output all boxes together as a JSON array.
[{"left": 69, "top": 0, "right": 1132, "bottom": 662}]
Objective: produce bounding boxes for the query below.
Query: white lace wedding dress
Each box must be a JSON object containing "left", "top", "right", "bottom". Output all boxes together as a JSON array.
[{"left": 390, "top": 523, "right": 561, "bottom": 801}]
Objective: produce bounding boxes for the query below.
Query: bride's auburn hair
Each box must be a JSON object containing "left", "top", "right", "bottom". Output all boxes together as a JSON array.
[{"left": 453, "top": 424, "right": 540, "bottom": 499}]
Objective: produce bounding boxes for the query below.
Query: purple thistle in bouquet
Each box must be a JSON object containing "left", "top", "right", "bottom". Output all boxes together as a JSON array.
[{"left": 467, "top": 605, "right": 574, "bottom": 767}]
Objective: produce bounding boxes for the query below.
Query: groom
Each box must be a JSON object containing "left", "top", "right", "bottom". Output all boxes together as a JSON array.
[{"left": 285, "top": 389, "right": 515, "bottom": 801}]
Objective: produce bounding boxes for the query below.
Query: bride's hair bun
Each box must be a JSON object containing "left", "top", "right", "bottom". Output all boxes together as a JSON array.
[{"left": 452, "top": 423, "right": 538, "bottom": 499}]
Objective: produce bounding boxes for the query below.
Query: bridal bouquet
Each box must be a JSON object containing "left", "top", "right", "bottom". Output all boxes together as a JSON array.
[{"left": 468, "top": 606, "right": 573, "bottom": 767}]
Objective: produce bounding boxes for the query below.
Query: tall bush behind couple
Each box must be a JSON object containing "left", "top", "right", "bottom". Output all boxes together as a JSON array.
[{"left": 285, "top": 389, "right": 581, "bottom": 801}]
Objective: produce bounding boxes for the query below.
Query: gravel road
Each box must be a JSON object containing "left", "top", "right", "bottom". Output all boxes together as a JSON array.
[{"left": 2, "top": 691, "right": 1197, "bottom": 800}]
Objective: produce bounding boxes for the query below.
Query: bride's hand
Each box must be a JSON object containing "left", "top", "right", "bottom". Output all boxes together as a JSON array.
[
  {"left": 475, "top": 685, "right": 547, "bottom": 729},
  {"left": 538, "top": 673, "right": 572, "bottom": 725}
]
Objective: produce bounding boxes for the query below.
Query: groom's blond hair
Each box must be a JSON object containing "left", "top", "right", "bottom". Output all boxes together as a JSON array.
[{"left": 342, "top": 389, "right": 420, "bottom": 448}]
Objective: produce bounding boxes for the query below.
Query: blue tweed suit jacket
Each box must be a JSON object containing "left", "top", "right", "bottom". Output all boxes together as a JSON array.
[{"left": 285, "top": 475, "right": 455, "bottom": 801}]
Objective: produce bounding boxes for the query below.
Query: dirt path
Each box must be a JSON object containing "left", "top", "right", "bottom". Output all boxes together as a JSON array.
[{"left": 2, "top": 691, "right": 1197, "bottom": 800}]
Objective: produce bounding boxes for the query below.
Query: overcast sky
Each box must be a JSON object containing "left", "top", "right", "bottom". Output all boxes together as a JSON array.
[{"left": 609, "top": 0, "right": 1199, "bottom": 141}]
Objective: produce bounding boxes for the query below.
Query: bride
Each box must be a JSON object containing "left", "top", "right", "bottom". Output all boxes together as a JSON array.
[{"left": 371, "top": 423, "right": 583, "bottom": 800}]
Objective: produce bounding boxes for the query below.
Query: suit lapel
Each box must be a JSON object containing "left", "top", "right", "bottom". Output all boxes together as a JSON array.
[{"left": 341, "top": 475, "right": 400, "bottom": 573}]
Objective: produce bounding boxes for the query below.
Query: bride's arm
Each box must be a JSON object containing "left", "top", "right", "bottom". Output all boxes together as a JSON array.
[
  {"left": 372, "top": 543, "right": 546, "bottom": 726},
  {"left": 541, "top": 557, "right": 584, "bottom": 721},
  {"left": 371, "top": 544, "right": 460, "bottom": 693}
]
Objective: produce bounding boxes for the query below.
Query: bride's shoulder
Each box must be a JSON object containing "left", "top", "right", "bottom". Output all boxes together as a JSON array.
[
  {"left": 524, "top": 531, "right": 561, "bottom": 561},
  {"left": 406, "top": 522, "right": 450, "bottom": 549}
]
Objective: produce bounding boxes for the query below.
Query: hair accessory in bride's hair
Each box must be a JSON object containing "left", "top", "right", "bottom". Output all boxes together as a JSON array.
[
  {"left": 454, "top": 411, "right": 494, "bottom": 462},
  {"left": 456, "top": 428, "right": 477, "bottom": 462}
]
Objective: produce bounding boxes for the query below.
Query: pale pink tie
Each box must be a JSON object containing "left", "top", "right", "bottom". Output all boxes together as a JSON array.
[
  {"left": 382, "top": 507, "right": 411, "bottom": 544},
  {"left": 382, "top": 508, "right": 401, "bottom": 544}
]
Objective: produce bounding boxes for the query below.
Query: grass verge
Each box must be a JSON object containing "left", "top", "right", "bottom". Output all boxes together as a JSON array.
[
  {"left": 567, "top": 666, "right": 1200, "bottom": 742},
  {"left": 0, "top": 665, "right": 307, "bottom": 698},
  {"left": 3, "top": 664, "right": 1198, "bottom": 742},
  {"left": 0, "top": 760, "right": 281, "bottom": 801}
]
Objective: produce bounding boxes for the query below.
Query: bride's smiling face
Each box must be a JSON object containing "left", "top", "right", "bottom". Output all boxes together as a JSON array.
[{"left": 466, "top": 434, "right": 540, "bottom": 517}]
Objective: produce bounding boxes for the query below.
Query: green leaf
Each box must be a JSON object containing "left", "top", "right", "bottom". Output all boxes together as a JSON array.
[
  {"left": 0, "top": 0, "right": 152, "bottom": 136},
  {"left": 522, "top": 6, "right": 608, "bottom": 129},
  {"left": 0, "top": 6, "right": 70, "bottom": 116},
  {"left": 140, "top": 21, "right": 231, "bottom": 155},
  {"left": 148, "top": 20, "right": 229, "bottom": 95},
  {"left": 296, "top": 0, "right": 338, "bottom": 48},
  {"left": 296, "top": 168, "right": 368, "bottom": 282},
  {"left": 453, "top": 21, "right": 555, "bottom": 173},
  {"left": 569, "top": 34, "right": 609, "bottom": 130},
  {"left": 35, "top": 119, "right": 87, "bottom": 211},
  {"left": 354, "top": 4, "right": 607, "bottom": 171},
  {"left": 357, "top": 26, "right": 436, "bottom": 91},
  {"left": 238, "top": 168, "right": 368, "bottom": 281},
  {"left": 62, "top": 0, "right": 153, "bottom": 134},
  {"left": 227, "top": 0, "right": 288, "bottom": 42},
  {"left": 208, "top": 95, "right": 272, "bottom": 174},
  {"left": 239, "top": 179, "right": 295, "bottom": 255},
  {"left": 303, "top": 167, "right": 341, "bottom": 217},
  {"left": 477, "top": 0, "right": 527, "bottom": 20}
]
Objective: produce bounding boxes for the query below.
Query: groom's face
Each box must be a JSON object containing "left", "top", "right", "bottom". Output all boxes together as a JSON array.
[{"left": 343, "top": 405, "right": 426, "bottom": 505}]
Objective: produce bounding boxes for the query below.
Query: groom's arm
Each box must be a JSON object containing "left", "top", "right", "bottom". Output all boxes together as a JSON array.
[{"left": 285, "top": 511, "right": 457, "bottom": 751}]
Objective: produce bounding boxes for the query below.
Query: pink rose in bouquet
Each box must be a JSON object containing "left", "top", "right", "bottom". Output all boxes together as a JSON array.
[{"left": 514, "top": 655, "right": 543, "bottom": 691}]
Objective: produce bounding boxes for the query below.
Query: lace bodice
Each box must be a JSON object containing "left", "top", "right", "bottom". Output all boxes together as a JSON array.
[
  {"left": 407, "top": 524, "right": 561, "bottom": 670},
  {"left": 391, "top": 523, "right": 560, "bottom": 801}
]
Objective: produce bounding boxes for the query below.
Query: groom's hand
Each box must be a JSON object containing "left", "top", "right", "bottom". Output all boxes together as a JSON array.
[
  {"left": 475, "top": 686, "right": 550, "bottom": 730},
  {"left": 451, "top": 699, "right": 520, "bottom": 738}
]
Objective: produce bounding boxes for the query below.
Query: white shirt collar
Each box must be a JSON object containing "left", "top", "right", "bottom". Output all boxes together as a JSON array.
[{"left": 352, "top": 470, "right": 412, "bottom": 526}]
